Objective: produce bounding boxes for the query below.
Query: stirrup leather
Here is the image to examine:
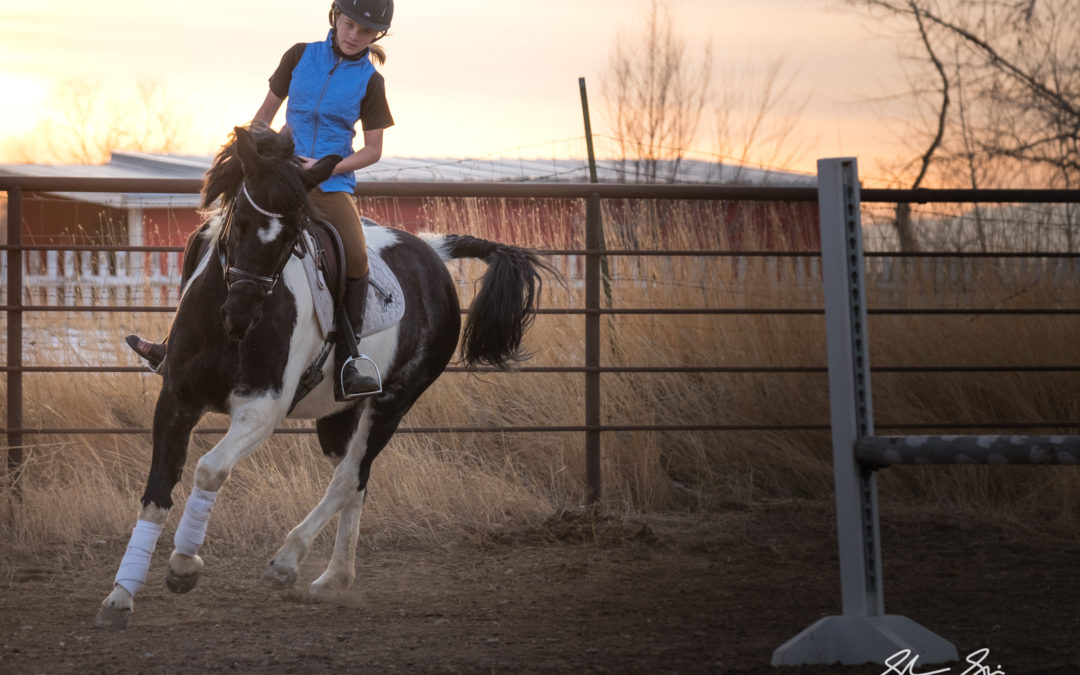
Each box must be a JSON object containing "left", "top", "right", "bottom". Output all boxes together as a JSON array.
[{"left": 339, "top": 353, "right": 383, "bottom": 399}]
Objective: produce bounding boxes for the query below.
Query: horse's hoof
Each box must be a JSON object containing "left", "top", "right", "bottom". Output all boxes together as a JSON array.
[
  {"left": 94, "top": 605, "right": 132, "bottom": 630},
  {"left": 165, "top": 568, "right": 201, "bottom": 594},
  {"left": 308, "top": 581, "right": 350, "bottom": 605},
  {"left": 308, "top": 567, "right": 355, "bottom": 604},
  {"left": 165, "top": 552, "right": 203, "bottom": 594},
  {"left": 259, "top": 561, "right": 298, "bottom": 589}
]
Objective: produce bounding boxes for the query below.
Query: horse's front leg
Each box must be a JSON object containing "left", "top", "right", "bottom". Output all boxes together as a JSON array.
[
  {"left": 95, "top": 394, "right": 202, "bottom": 630},
  {"left": 165, "top": 396, "right": 282, "bottom": 594}
]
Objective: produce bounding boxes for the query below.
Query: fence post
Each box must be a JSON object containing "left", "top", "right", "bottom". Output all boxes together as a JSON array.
[
  {"left": 772, "top": 158, "right": 957, "bottom": 666},
  {"left": 5, "top": 187, "right": 24, "bottom": 481},
  {"left": 584, "top": 192, "right": 602, "bottom": 504}
]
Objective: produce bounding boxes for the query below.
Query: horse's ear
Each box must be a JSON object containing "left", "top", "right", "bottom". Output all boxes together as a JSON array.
[
  {"left": 234, "top": 126, "right": 261, "bottom": 175},
  {"left": 302, "top": 155, "right": 342, "bottom": 191}
]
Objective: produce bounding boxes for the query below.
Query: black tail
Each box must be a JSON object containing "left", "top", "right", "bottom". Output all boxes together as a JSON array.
[{"left": 439, "top": 235, "right": 559, "bottom": 368}]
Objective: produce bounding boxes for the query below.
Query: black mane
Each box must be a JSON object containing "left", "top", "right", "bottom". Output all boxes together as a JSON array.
[{"left": 200, "top": 127, "right": 313, "bottom": 221}]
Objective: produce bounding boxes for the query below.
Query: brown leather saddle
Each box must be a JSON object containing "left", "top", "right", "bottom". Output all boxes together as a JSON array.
[{"left": 301, "top": 217, "right": 347, "bottom": 311}]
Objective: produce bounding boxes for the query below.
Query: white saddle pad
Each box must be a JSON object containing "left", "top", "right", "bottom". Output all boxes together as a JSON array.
[
  {"left": 361, "top": 251, "right": 406, "bottom": 336},
  {"left": 299, "top": 230, "right": 406, "bottom": 339}
]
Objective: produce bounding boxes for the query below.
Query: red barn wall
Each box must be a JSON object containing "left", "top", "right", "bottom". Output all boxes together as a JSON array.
[
  {"left": 19, "top": 193, "right": 821, "bottom": 254},
  {"left": 21, "top": 193, "right": 129, "bottom": 245}
]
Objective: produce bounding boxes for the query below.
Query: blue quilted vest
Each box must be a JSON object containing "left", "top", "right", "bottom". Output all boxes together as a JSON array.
[{"left": 286, "top": 32, "right": 376, "bottom": 194}]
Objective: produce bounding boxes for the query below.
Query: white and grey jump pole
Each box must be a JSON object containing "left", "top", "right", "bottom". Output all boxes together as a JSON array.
[{"left": 771, "top": 158, "right": 958, "bottom": 666}]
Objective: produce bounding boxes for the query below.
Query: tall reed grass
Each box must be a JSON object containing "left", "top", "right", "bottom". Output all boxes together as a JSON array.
[{"left": 3, "top": 197, "right": 1080, "bottom": 560}]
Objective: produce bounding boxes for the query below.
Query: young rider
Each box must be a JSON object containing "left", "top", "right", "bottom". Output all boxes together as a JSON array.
[{"left": 128, "top": 0, "right": 395, "bottom": 400}]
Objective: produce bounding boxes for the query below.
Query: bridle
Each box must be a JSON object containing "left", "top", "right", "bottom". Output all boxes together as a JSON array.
[{"left": 219, "top": 183, "right": 299, "bottom": 297}]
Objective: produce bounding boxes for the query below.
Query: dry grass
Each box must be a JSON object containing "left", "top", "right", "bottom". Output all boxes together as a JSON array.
[{"left": 3, "top": 198, "right": 1080, "bottom": 560}]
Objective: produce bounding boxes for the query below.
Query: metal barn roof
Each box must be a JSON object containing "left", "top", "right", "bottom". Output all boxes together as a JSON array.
[
  {"left": 359, "top": 155, "right": 816, "bottom": 186},
  {"left": 0, "top": 152, "right": 211, "bottom": 208},
  {"left": 0, "top": 151, "right": 815, "bottom": 208}
]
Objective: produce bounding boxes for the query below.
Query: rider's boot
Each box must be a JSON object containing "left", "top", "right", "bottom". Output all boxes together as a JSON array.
[
  {"left": 126, "top": 335, "right": 167, "bottom": 372},
  {"left": 123, "top": 225, "right": 207, "bottom": 374},
  {"left": 334, "top": 275, "right": 382, "bottom": 401}
]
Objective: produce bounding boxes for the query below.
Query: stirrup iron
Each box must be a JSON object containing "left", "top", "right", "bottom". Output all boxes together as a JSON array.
[{"left": 339, "top": 354, "right": 383, "bottom": 399}]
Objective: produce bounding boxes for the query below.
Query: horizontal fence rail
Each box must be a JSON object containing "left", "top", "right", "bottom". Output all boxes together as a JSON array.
[{"left": 7, "top": 174, "right": 1080, "bottom": 201}]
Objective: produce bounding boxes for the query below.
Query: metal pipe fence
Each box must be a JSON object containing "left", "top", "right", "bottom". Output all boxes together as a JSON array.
[{"left": 4, "top": 175, "right": 1080, "bottom": 501}]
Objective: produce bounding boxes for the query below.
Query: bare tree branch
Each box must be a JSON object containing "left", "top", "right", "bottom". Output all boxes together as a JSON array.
[
  {"left": 916, "top": 5, "right": 1080, "bottom": 121},
  {"left": 847, "top": 0, "right": 1080, "bottom": 189},
  {"left": 909, "top": 1, "right": 949, "bottom": 191},
  {"left": 601, "top": 0, "right": 712, "bottom": 183}
]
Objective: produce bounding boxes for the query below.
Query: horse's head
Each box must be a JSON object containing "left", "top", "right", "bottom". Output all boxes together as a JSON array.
[{"left": 207, "top": 126, "right": 340, "bottom": 341}]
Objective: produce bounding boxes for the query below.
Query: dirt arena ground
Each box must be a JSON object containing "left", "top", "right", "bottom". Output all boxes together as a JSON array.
[{"left": 2, "top": 502, "right": 1078, "bottom": 674}]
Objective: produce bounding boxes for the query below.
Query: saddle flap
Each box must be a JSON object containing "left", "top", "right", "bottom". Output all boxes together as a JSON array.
[
  {"left": 299, "top": 229, "right": 338, "bottom": 337},
  {"left": 306, "top": 219, "right": 346, "bottom": 302}
]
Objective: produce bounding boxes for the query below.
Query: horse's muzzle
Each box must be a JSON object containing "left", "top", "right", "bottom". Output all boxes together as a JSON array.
[
  {"left": 221, "top": 309, "right": 260, "bottom": 342},
  {"left": 220, "top": 286, "right": 265, "bottom": 341}
]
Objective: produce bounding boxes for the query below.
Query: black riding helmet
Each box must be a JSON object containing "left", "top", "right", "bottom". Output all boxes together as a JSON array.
[{"left": 329, "top": 0, "right": 394, "bottom": 33}]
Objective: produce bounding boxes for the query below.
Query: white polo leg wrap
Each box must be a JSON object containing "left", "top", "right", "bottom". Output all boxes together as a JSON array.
[
  {"left": 173, "top": 486, "right": 218, "bottom": 557},
  {"left": 114, "top": 519, "right": 164, "bottom": 596}
]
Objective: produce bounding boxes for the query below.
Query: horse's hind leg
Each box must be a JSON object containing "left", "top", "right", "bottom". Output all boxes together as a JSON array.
[
  {"left": 307, "top": 486, "right": 367, "bottom": 602},
  {"left": 307, "top": 405, "right": 409, "bottom": 603},
  {"left": 261, "top": 404, "right": 376, "bottom": 593},
  {"left": 95, "top": 395, "right": 202, "bottom": 629}
]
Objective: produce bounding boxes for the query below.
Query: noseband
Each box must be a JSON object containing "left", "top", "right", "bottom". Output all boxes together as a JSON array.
[{"left": 219, "top": 183, "right": 297, "bottom": 297}]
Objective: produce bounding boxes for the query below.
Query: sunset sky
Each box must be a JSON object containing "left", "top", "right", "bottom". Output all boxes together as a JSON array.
[{"left": 0, "top": 0, "right": 912, "bottom": 182}]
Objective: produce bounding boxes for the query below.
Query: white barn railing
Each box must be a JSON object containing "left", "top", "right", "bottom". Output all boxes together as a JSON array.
[
  {"left": 9, "top": 247, "right": 1077, "bottom": 311},
  {"left": 2, "top": 249, "right": 182, "bottom": 307}
]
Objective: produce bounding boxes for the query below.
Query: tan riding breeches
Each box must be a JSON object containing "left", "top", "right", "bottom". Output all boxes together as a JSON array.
[{"left": 308, "top": 190, "right": 370, "bottom": 279}]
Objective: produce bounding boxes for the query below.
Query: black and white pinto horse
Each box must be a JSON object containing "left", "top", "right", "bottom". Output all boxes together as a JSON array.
[{"left": 95, "top": 127, "right": 552, "bottom": 629}]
